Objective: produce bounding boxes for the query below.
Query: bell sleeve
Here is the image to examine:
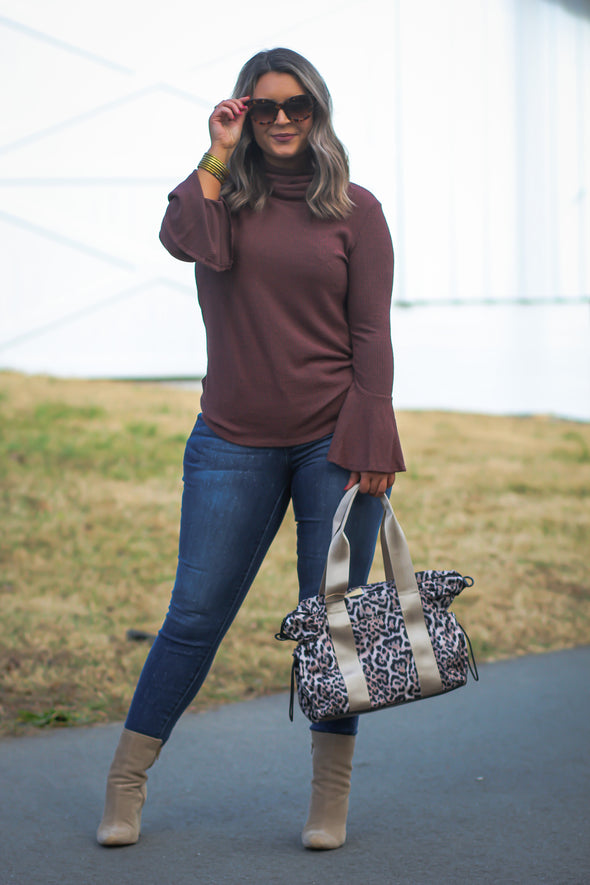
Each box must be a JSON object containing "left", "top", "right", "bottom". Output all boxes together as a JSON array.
[
  {"left": 159, "top": 171, "right": 233, "bottom": 271},
  {"left": 328, "top": 201, "right": 406, "bottom": 474}
]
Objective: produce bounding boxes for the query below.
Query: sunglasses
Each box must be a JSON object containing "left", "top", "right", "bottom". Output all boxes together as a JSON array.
[{"left": 245, "top": 94, "right": 315, "bottom": 125}]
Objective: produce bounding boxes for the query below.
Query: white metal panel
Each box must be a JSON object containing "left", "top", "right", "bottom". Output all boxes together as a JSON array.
[{"left": 0, "top": 0, "right": 588, "bottom": 417}]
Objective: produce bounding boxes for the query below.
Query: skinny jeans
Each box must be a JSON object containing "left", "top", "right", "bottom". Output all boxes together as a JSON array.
[{"left": 125, "top": 415, "right": 385, "bottom": 743}]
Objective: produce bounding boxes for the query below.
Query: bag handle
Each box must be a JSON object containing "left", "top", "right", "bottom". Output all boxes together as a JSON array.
[{"left": 320, "top": 484, "right": 443, "bottom": 708}]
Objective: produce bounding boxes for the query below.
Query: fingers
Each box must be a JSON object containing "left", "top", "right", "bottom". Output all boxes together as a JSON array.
[
  {"left": 358, "top": 473, "right": 384, "bottom": 496},
  {"left": 211, "top": 97, "right": 249, "bottom": 122},
  {"left": 358, "top": 472, "right": 396, "bottom": 496},
  {"left": 344, "top": 471, "right": 361, "bottom": 491},
  {"left": 344, "top": 471, "right": 396, "bottom": 496}
]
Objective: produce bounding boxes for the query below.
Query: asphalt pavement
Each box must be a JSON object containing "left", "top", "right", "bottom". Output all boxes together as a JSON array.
[{"left": 1, "top": 646, "right": 589, "bottom": 885}]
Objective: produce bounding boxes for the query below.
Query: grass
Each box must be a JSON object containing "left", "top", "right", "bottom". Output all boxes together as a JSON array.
[{"left": 1, "top": 371, "right": 589, "bottom": 737}]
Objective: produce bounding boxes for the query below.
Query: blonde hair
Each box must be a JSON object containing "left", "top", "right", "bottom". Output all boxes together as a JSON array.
[{"left": 222, "top": 48, "right": 353, "bottom": 220}]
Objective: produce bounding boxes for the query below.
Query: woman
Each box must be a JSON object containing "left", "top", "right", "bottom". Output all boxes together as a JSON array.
[{"left": 97, "top": 47, "right": 405, "bottom": 851}]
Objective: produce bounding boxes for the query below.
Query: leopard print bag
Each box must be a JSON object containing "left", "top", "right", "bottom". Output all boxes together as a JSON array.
[{"left": 276, "top": 486, "right": 477, "bottom": 723}]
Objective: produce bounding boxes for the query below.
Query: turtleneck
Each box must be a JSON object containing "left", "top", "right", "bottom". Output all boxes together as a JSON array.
[
  {"left": 159, "top": 169, "right": 405, "bottom": 474},
  {"left": 264, "top": 162, "right": 313, "bottom": 200}
]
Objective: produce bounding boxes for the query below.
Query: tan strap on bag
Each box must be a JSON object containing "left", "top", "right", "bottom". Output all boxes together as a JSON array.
[{"left": 320, "top": 484, "right": 443, "bottom": 712}]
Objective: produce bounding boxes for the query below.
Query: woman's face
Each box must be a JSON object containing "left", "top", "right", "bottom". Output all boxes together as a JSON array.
[{"left": 249, "top": 72, "right": 314, "bottom": 170}]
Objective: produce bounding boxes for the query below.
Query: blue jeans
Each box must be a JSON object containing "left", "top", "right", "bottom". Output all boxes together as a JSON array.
[{"left": 125, "top": 415, "right": 385, "bottom": 743}]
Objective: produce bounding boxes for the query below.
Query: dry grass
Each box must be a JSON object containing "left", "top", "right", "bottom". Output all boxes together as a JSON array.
[{"left": 1, "top": 371, "right": 589, "bottom": 736}]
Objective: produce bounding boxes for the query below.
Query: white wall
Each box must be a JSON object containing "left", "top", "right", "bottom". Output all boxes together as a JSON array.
[{"left": 1, "top": 0, "right": 588, "bottom": 416}]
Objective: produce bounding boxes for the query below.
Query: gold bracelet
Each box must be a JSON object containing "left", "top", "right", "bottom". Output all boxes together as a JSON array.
[{"left": 197, "top": 152, "right": 229, "bottom": 183}]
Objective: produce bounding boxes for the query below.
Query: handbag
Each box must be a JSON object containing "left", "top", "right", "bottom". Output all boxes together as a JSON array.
[{"left": 276, "top": 484, "right": 478, "bottom": 722}]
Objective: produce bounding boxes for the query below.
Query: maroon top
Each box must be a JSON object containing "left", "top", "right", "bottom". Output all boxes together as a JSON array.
[{"left": 159, "top": 166, "right": 405, "bottom": 473}]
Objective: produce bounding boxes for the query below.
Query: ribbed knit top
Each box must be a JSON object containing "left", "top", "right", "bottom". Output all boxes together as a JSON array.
[{"left": 159, "top": 165, "right": 405, "bottom": 473}]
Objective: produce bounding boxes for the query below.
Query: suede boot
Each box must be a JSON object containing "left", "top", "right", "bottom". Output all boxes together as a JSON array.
[
  {"left": 301, "top": 732, "right": 356, "bottom": 850},
  {"left": 97, "top": 727, "right": 163, "bottom": 846}
]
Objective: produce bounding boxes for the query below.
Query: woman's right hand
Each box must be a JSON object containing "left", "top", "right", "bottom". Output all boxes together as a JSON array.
[{"left": 208, "top": 96, "right": 250, "bottom": 159}]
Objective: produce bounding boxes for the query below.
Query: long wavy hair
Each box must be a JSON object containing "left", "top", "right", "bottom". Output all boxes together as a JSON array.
[{"left": 222, "top": 48, "right": 353, "bottom": 220}]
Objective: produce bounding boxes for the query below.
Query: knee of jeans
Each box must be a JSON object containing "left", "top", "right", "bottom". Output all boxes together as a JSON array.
[
  {"left": 159, "top": 605, "right": 221, "bottom": 647},
  {"left": 160, "top": 575, "right": 227, "bottom": 645}
]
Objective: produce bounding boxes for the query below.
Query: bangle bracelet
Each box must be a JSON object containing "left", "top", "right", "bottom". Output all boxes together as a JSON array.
[{"left": 198, "top": 152, "right": 229, "bottom": 183}]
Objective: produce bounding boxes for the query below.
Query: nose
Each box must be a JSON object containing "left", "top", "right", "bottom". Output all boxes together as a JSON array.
[{"left": 275, "top": 108, "right": 290, "bottom": 124}]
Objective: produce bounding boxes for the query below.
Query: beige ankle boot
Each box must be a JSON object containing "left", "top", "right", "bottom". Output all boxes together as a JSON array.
[
  {"left": 97, "top": 728, "right": 163, "bottom": 846},
  {"left": 301, "top": 732, "right": 356, "bottom": 850}
]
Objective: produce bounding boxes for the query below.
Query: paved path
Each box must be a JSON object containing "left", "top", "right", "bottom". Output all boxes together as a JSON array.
[{"left": 1, "top": 646, "right": 589, "bottom": 885}]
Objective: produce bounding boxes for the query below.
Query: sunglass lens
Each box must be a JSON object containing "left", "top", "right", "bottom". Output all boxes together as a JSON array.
[
  {"left": 248, "top": 101, "right": 277, "bottom": 124},
  {"left": 285, "top": 96, "right": 314, "bottom": 121}
]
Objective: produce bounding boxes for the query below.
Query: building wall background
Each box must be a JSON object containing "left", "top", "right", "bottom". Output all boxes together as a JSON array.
[{"left": 1, "top": 0, "right": 588, "bottom": 417}]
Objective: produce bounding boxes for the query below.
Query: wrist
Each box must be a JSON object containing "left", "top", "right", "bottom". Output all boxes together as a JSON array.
[
  {"left": 207, "top": 144, "right": 233, "bottom": 165},
  {"left": 198, "top": 150, "right": 230, "bottom": 184}
]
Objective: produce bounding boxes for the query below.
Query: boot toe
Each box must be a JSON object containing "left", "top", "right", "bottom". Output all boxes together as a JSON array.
[
  {"left": 96, "top": 823, "right": 140, "bottom": 846},
  {"left": 302, "top": 828, "right": 345, "bottom": 850}
]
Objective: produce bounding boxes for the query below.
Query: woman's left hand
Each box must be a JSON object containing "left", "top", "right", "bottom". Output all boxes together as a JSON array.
[{"left": 344, "top": 471, "right": 396, "bottom": 496}]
